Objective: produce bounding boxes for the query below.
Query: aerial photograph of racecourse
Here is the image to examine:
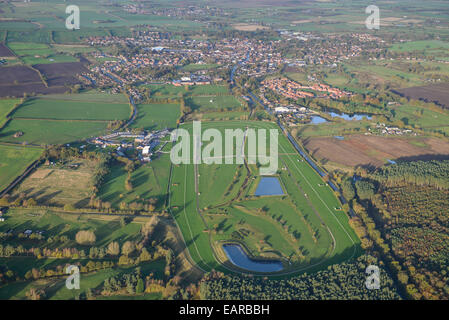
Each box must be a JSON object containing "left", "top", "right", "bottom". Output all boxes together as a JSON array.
[{"left": 0, "top": 0, "right": 448, "bottom": 305}]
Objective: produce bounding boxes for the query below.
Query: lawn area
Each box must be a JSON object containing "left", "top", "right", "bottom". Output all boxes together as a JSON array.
[
  {"left": 195, "top": 111, "right": 249, "bottom": 121},
  {"left": 0, "top": 118, "right": 109, "bottom": 145},
  {"left": 188, "top": 85, "right": 230, "bottom": 96},
  {"left": 0, "top": 144, "right": 42, "bottom": 192},
  {"left": 132, "top": 103, "right": 180, "bottom": 130},
  {"left": 186, "top": 95, "right": 243, "bottom": 111},
  {"left": 99, "top": 153, "right": 171, "bottom": 211},
  {"left": 143, "top": 84, "right": 187, "bottom": 98},
  {"left": 198, "top": 163, "right": 247, "bottom": 209},
  {"left": 12, "top": 98, "right": 131, "bottom": 121}
]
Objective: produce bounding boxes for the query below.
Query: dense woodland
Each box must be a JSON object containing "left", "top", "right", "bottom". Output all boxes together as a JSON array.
[
  {"left": 372, "top": 160, "right": 449, "bottom": 190},
  {"left": 344, "top": 160, "right": 449, "bottom": 299},
  {"left": 200, "top": 255, "right": 401, "bottom": 300}
]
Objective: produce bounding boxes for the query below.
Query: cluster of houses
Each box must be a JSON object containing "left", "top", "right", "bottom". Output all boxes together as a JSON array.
[
  {"left": 262, "top": 78, "right": 352, "bottom": 101},
  {"left": 93, "top": 129, "right": 171, "bottom": 162},
  {"left": 0, "top": 207, "right": 6, "bottom": 222},
  {"left": 369, "top": 123, "right": 416, "bottom": 136},
  {"left": 84, "top": 31, "right": 298, "bottom": 90},
  {"left": 172, "top": 75, "right": 212, "bottom": 86},
  {"left": 279, "top": 31, "right": 384, "bottom": 66}
]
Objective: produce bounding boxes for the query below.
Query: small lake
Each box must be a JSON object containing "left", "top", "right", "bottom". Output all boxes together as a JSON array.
[
  {"left": 328, "top": 111, "right": 372, "bottom": 121},
  {"left": 309, "top": 111, "right": 372, "bottom": 124},
  {"left": 309, "top": 116, "right": 328, "bottom": 124},
  {"left": 222, "top": 244, "right": 284, "bottom": 273},
  {"left": 254, "top": 177, "right": 284, "bottom": 196}
]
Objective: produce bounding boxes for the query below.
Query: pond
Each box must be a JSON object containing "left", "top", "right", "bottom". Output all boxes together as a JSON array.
[
  {"left": 308, "top": 111, "right": 372, "bottom": 124},
  {"left": 254, "top": 177, "right": 284, "bottom": 196},
  {"left": 327, "top": 111, "right": 372, "bottom": 121},
  {"left": 309, "top": 116, "right": 328, "bottom": 124},
  {"left": 222, "top": 244, "right": 284, "bottom": 273}
]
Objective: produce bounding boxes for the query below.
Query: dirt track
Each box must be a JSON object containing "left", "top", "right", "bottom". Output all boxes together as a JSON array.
[{"left": 303, "top": 134, "right": 449, "bottom": 168}]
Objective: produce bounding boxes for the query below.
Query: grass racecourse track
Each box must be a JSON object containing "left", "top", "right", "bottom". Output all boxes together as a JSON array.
[{"left": 168, "top": 121, "right": 360, "bottom": 276}]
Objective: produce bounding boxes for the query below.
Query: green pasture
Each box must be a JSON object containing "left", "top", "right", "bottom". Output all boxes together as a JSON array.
[
  {"left": 132, "top": 103, "right": 180, "bottom": 130},
  {"left": 0, "top": 99, "right": 21, "bottom": 126},
  {"left": 99, "top": 154, "right": 171, "bottom": 211},
  {"left": 43, "top": 91, "right": 129, "bottom": 104},
  {"left": 0, "top": 118, "right": 109, "bottom": 145},
  {"left": 0, "top": 144, "right": 42, "bottom": 192},
  {"left": 12, "top": 98, "right": 130, "bottom": 121},
  {"left": 186, "top": 95, "right": 243, "bottom": 111}
]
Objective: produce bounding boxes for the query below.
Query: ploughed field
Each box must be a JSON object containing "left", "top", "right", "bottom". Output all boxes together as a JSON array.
[
  {"left": 394, "top": 83, "right": 449, "bottom": 110},
  {"left": 0, "top": 62, "right": 87, "bottom": 98},
  {"left": 303, "top": 134, "right": 449, "bottom": 168},
  {"left": 169, "top": 121, "right": 360, "bottom": 275}
]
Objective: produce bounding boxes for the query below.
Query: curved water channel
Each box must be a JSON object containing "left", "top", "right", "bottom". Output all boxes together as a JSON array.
[{"left": 222, "top": 244, "right": 284, "bottom": 273}]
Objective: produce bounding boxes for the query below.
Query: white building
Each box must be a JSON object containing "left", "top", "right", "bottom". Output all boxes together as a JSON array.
[
  {"left": 275, "top": 106, "right": 291, "bottom": 113},
  {"left": 142, "top": 146, "right": 151, "bottom": 155}
]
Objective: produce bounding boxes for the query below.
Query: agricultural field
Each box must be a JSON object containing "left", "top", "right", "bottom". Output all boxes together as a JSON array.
[
  {"left": 12, "top": 98, "right": 131, "bottom": 121},
  {"left": 0, "top": 98, "right": 20, "bottom": 126},
  {"left": 0, "top": 93, "right": 132, "bottom": 145},
  {"left": 42, "top": 91, "right": 129, "bottom": 104},
  {"left": 302, "top": 135, "right": 449, "bottom": 169},
  {"left": 132, "top": 103, "right": 180, "bottom": 130},
  {"left": 10, "top": 159, "right": 101, "bottom": 208},
  {"left": 169, "top": 121, "right": 360, "bottom": 275},
  {"left": 33, "top": 62, "right": 88, "bottom": 87},
  {"left": 7, "top": 42, "right": 79, "bottom": 65},
  {"left": 0, "top": 118, "right": 109, "bottom": 145},
  {"left": 0, "top": 144, "right": 42, "bottom": 192},
  {"left": 389, "top": 40, "right": 449, "bottom": 54},
  {"left": 394, "top": 84, "right": 449, "bottom": 111}
]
